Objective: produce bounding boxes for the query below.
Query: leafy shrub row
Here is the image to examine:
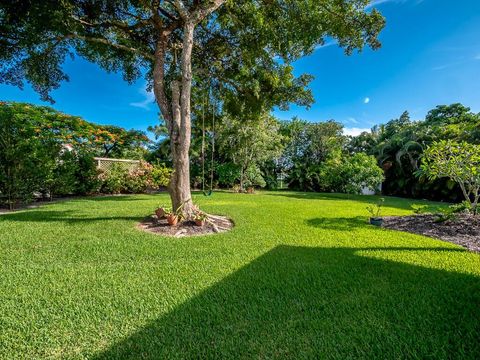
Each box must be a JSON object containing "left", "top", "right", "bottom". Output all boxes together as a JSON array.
[{"left": 98, "top": 161, "right": 171, "bottom": 195}]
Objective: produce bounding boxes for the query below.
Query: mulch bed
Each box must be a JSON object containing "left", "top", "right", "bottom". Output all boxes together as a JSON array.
[
  {"left": 138, "top": 213, "right": 234, "bottom": 238},
  {"left": 383, "top": 214, "right": 480, "bottom": 252}
]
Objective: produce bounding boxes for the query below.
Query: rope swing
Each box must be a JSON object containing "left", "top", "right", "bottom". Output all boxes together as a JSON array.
[{"left": 201, "top": 91, "right": 215, "bottom": 197}]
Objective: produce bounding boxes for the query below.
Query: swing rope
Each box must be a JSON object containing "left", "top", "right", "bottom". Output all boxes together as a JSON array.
[{"left": 201, "top": 92, "right": 215, "bottom": 197}]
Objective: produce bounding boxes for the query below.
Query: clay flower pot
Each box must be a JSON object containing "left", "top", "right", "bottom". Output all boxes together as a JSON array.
[
  {"left": 166, "top": 214, "right": 178, "bottom": 226},
  {"left": 155, "top": 208, "right": 166, "bottom": 219},
  {"left": 195, "top": 219, "right": 205, "bottom": 227}
]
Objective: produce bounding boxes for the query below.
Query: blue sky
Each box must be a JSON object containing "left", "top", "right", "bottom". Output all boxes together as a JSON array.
[{"left": 1, "top": 0, "right": 480, "bottom": 136}]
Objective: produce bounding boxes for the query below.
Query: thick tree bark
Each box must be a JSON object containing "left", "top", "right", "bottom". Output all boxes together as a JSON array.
[
  {"left": 152, "top": 25, "right": 195, "bottom": 214},
  {"left": 152, "top": 1, "right": 226, "bottom": 215},
  {"left": 170, "top": 21, "right": 195, "bottom": 213}
]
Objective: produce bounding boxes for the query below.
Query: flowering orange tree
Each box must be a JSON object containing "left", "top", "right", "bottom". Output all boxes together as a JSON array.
[{"left": 0, "top": 102, "right": 150, "bottom": 207}]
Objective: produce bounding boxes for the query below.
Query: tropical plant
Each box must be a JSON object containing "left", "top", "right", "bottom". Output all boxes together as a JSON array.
[
  {"left": 366, "top": 198, "right": 385, "bottom": 218},
  {"left": 318, "top": 152, "right": 383, "bottom": 194},
  {"left": 418, "top": 140, "right": 480, "bottom": 214},
  {"left": 349, "top": 104, "right": 480, "bottom": 201}
]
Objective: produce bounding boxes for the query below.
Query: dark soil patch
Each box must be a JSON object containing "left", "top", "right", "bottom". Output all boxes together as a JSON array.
[
  {"left": 383, "top": 214, "right": 480, "bottom": 252},
  {"left": 138, "top": 214, "right": 234, "bottom": 238}
]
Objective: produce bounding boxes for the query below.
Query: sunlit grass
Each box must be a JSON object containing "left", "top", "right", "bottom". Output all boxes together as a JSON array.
[{"left": 0, "top": 192, "right": 479, "bottom": 358}]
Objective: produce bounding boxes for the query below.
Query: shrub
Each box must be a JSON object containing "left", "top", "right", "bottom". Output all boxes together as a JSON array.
[
  {"left": 342, "top": 153, "right": 384, "bottom": 194},
  {"left": 244, "top": 165, "right": 266, "bottom": 189},
  {"left": 99, "top": 163, "right": 128, "bottom": 194},
  {"left": 47, "top": 150, "right": 79, "bottom": 197},
  {"left": 419, "top": 140, "right": 480, "bottom": 214},
  {"left": 74, "top": 152, "right": 101, "bottom": 195},
  {"left": 318, "top": 153, "right": 384, "bottom": 194},
  {"left": 124, "top": 161, "right": 154, "bottom": 193},
  {"left": 231, "top": 184, "right": 242, "bottom": 193},
  {"left": 0, "top": 103, "right": 59, "bottom": 207},
  {"left": 434, "top": 202, "right": 472, "bottom": 223},
  {"left": 151, "top": 163, "right": 172, "bottom": 188},
  {"left": 217, "top": 163, "right": 240, "bottom": 188},
  {"left": 98, "top": 160, "right": 171, "bottom": 194}
]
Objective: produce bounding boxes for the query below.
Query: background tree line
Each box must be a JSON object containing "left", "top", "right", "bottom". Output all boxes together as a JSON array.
[
  {"left": 149, "top": 102, "right": 480, "bottom": 203},
  {"left": 2, "top": 101, "right": 478, "bottom": 209},
  {"left": 349, "top": 103, "right": 480, "bottom": 201}
]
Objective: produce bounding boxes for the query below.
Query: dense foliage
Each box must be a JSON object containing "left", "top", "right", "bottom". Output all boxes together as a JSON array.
[
  {"left": 419, "top": 141, "right": 480, "bottom": 213},
  {"left": 0, "top": 102, "right": 157, "bottom": 208},
  {"left": 150, "top": 114, "right": 384, "bottom": 194},
  {"left": 98, "top": 161, "right": 172, "bottom": 195},
  {"left": 2, "top": 100, "right": 478, "bottom": 206},
  {"left": 216, "top": 113, "right": 283, "bottom": 190},
  {"left": 348, "top": 104, "right": 480, "bottom": 201}
]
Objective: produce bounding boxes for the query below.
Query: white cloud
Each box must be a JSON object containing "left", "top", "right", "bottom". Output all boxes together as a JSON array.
[
  {"left": 365, "top": 0, "right": 424, "bottom": 9},
  {"left": 130, "top": 86, "right": 155, "bottom": 110},
  {"left": 315, "top": 39, "right": 337, "bottom": 50},
  {"left": 365, "top": 0, "right": 392, "bottom": 8},
  {"left": 347, "top": 117, "right": 359, "bottom": 124},
  {"left": 344, "top": 127, "right": 371, "bottom": 137},
  {"left": 364, "top": 97, "right": 370, "bottom": 104}
]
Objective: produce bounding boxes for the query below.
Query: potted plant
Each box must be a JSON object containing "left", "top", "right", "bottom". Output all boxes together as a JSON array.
[
  {"left": 155, "top": 204, "right": 168, "bottom": 219},
  {"left": 193, "top": 211, "right": 208, "bottom": 227},
  {"left": 366, "top": 198, "right": 385, "bottom": 226},
  {"left": 164, "top": 205, "right": 185, "bottom": 226}
]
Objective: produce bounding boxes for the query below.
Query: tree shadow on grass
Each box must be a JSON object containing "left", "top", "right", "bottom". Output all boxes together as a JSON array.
[
  {"left": 0, "top": 210, "right": 141, "bottom": 224},
  {"left": 94, "top": 245, "right": 480, "bottom": 359}
]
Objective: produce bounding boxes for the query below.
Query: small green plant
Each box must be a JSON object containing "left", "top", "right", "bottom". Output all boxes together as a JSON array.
[
  {"left": 165, "top": 200, "right": 189, "bottom": 220},
  {"left": 164, "top": 206, "right": 184, "bottom": 218},
  {"left": 434, "top": 201, "right": 472, "bottom": 223},
  {"left": 411, "top": 204, "right": 429, "bottom": 214},
  {"left": 366, "top": 198, "right": 385, "bottom": 218},
  {"left": 193, "top": 211, "right": 208, "bottom": 222},
  {"left": 434, "top": 207, "right": 456, "bottom": 223}
]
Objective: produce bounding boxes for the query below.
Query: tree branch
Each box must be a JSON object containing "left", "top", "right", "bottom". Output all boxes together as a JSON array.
[{"left": 70, "top": 34, "right": 154, "bottom": 60}]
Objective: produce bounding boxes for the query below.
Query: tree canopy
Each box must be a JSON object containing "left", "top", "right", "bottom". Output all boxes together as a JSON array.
[
  {"left": 1, "top": 0, "right": 385, "bottom": 108},
  {"left": 1, "top": 0, "right": 386, "bottom": 212}
]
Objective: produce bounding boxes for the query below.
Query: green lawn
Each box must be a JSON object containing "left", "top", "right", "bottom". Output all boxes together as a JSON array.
[{"left": 1, "top": 192, "right": 479, "bottom": 359}]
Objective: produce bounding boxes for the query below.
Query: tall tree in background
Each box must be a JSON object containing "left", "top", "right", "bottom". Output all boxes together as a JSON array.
[
  {"left": 217, "top": 113, "right": 283, "bottom": 190},
  {"left": 0, "top": 0, "right": 385, "bottom": 213}
]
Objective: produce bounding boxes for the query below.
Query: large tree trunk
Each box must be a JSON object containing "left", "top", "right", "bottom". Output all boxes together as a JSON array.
[
  {"left": 153, "top": 24, "right": 195, "bottom": 214},
  {"left": 169, "top": 78, "right": 193, "bottom": 213},
  {"left": 152, "top": 1, "right": 225, "bottom": 215}
]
